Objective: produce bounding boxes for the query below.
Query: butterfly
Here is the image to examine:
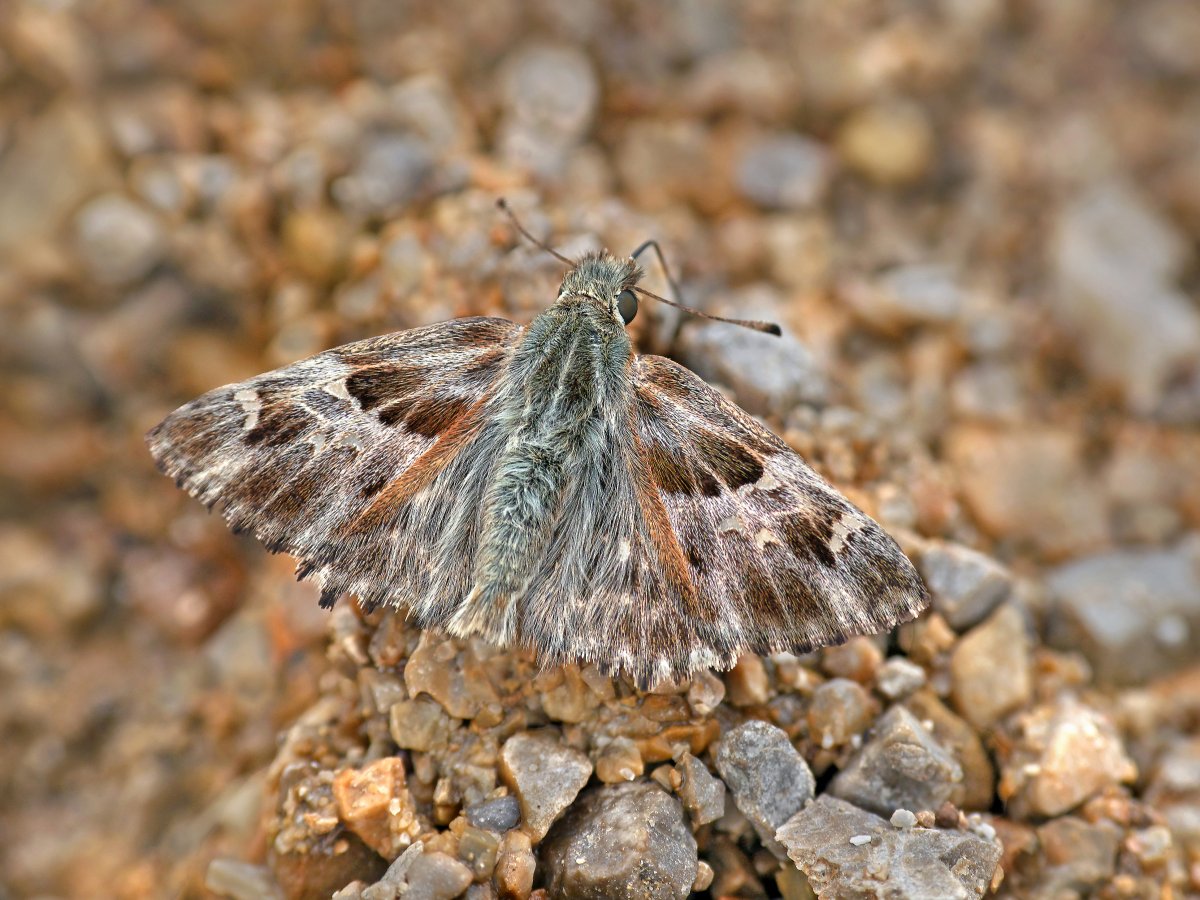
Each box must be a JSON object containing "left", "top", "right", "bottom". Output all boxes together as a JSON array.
[{"left": 147, "top": 200, "right": 929, "bottom": 688}]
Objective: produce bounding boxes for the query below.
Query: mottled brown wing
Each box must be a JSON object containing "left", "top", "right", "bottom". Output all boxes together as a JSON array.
[
  {"left": 629, "top": 354, "right": 929, "bottom": 668},
  {"left": 147, "top": 317, "right": 523, "bottom": 609}
]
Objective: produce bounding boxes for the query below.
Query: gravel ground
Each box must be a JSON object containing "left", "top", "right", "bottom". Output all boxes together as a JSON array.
[{"left": 2, "top": 1, "right": 1199, "bottom": 898}]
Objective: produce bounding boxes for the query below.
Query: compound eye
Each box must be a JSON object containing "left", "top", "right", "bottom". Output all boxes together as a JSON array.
[{"left": 617, "top": 289, "right": 638, "bottom": 324}]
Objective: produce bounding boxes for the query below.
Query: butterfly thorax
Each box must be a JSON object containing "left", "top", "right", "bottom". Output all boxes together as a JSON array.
[{"left": 449, "top": 282, "right": 636, "bottom": 641}]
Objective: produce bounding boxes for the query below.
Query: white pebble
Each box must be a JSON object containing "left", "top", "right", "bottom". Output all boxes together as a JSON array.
[
  {"left": 890, "top": 809, "right": 917, "bottom": 829},
  {"left": 849, "top": 834, "right": 872, "bottom": 846}
]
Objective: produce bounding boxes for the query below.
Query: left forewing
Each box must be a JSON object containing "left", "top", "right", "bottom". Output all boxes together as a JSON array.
[{"left": 146, "top": 317, "right": 522, "bottom": 608}]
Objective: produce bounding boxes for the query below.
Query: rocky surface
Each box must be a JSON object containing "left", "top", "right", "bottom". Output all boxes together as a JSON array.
[
  {"left": 1046, "top": 539, "right": 1200, "bottom": 685},
  {"left": 674, "top": 752, "right": 725, "bottom": 827},
  {"left": 950, "top": 603, "right": 1033, "bottom": 729},
  {"left": 778, "top": 795, "right": 1003, "bottom": 899},
  {"left": 998, "top": 697, "right": 1140, "bottom": 820},
  {"left": 4, "top": 2, "right": 1200, "bottom": 899},
  {"left": 829, "top": 705, "right": 963, "bottom": 818},
  {"left": 498, "top": 731, "right": 592, "bottom": 842},
  {"left": 715, "top": 720, "right": 816, "bottom": 859},
  {"left": 540, "top": 782, "right": 697, "bottom": 900}
]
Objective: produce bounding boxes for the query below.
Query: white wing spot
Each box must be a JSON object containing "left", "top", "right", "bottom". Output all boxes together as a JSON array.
[
  {"left": 756, "top": 469, "right": 781, "bottom": 491},
  {"left": 754, "top": 527, "right": 780, "bottom": 550},
  {"left": 618, "top": 539, "right": 632, "bottom": 562},
  {"left": 829, "top": 512, "right": 868, "bottom": 554},
  {"left": 234, "top": 388, "right": 261, "bottom": 430},
  {"left": 324, "top": 379, "right": 352, "bottom": 401},
  {"left": 718, "top": 513, "right": 749, "bottom": 536}
]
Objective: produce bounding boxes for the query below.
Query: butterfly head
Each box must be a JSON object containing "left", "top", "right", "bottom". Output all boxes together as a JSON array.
[
  {"left": 558, "top": 252, "right": 644, "bottom": 327},
  {"left": 496, "top": 197, "right": 782, "bottom": 336}
]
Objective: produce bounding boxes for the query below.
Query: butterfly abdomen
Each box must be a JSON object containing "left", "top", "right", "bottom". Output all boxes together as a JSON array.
[{"left": 451, "top": 300, "right": 632, "bottom": 641}]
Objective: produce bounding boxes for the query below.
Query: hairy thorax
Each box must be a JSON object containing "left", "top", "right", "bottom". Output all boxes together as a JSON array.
[{"left": 453, "top": 296, "right": 634, "bottom": 638}]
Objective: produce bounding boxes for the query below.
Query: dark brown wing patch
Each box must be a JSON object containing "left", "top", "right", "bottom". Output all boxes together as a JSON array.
[{"left": 630, "top": 353, "right": 930, "bottom": 671}]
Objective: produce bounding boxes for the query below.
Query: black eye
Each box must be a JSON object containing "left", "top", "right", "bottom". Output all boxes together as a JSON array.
[{"left": 617, "top": 289, "right": 638, "bottom": 324}]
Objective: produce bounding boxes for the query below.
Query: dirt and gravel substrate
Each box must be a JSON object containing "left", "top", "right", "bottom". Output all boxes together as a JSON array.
[{"left": 2, "top": 1, "right": 1200, "bottom": 898}]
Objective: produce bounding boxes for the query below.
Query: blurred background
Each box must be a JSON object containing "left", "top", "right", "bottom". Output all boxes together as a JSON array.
[{"left": 1, "top": 1, "right": 1199, "bottom": 897}]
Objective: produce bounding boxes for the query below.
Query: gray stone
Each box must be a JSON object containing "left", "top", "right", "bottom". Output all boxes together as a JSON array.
[
  {"left": 389, "top": 697, "right": 455, "bottom": 752},
  {"left": 360, "top": 842, "right": 473, "bottom": 900},
  {"left": 501, "top": 45, "right": 598, "bottom": 140},
  {"left": 333, "top": 132, "right": 433, "bottom": 217},
  {"left": 1052, "top": 181, "right": 1200, "bottom": 414},
  {"left": 205, "top": 859, "right": 284, "bottom": 900},
  {"left": 465, "top": 795, "right": 522, "bottom": 833},
  {"left": 499, "top": 730, "right": 593, "bottom": 841},
  {"left": 845, "top": 264, "right": 965, "bottom": 333},
  {"left": 677, "top": 286, "right": 828, "bottom": 418},
  {"left": 1036, "top": 816, "right": 1120, "bottom": 894},
  {"left": 875, "top": 657, "right": 927, "bottom": 701},
  {"left": 918, "top": 540, "right": 1014, "bottom": 631},
  {"left": 400, "top": 852, "right": 473, "bottom": 900},
  {"left": 497, "top": 44, "right": 598, "bottom": 179},
  {"left": 1145, "top": 736, "right": 1200, "bottom": 849},
  {"left": 361, "top": 842, "right": 422, "bottom": 900},
  {"left": 0, "top": 101, "right": 112, "bottom": 255},
  {"left": 675, "top": 752, "right": 726, "bottom": 826},
  {"left": 540, "top": 782, "right": 698, "bottom": 900},
  {"left": 715, "top": 720, "right": 815, "bottom": 859},
  {"left": 388, "top": 75, "right": 468, "bottom": 154},
  {"left": 777, "top": 795, "right": 1002, "bottom": 899},
  {"left": 736, "top": 133, "right": 832, "bottom": 210},
  {"left": 904, "top": 692, "right": 995, "bottom": 812},
  {"left": 829, "top": 705, "right": 963, "bottom": 818},
  {"left": 74, "top": 192, "right": 165, "bottom": 285},
  {"left": 1045, "top": 539, "right": 1200, "bottom": 685}
]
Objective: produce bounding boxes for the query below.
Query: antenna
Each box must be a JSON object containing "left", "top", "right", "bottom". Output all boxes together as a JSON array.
[
  {"left": 495, "top": 198, "right": 573, "bottom": 265},
  {"left": 631, "top": 238, "right": 781, "bottom": 336},
  {"left": 495, "top": 198, "right": 782, "bottom": 336},
  {"left": 633, "top": 284, "right": 782, "bottom": 335}
]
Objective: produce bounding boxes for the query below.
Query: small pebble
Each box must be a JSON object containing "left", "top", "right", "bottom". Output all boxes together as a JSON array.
[
  {"left": 837, "top": 100, "right": 935, "bottom": 186},
  {"left": 686, "top": 670, "right": 726, "bottom": 716},
  {"left": 716, "top": 720, "right": 815, "bottom": 860},
  {"left": 499, "top": 730, "right": 592, "bottom": 842},
  {"left": 875, "top": 657, "right": 927, "bottom": 700},
  {"left": 540, "top": 783, "right": 697, "bottom": 900},
  {"left": 725, "top": 654, "right": 770, "bottom": 706},
  {"left": 735, "top": 132, "right": 832, "bottom": 210},
  {"left": 594, "top": 737, "right": 644, "bottom": 784},
  {"left": 493, "top": 831, "right": 535, "bottom": 900},
  {"left": 692, "top": 860, "right": 715, "bottom": 892},
  {"left": 890, "top": 809, "right": 918, "bottom": 829},
  {"left": 205, "top": 860, "right": 283, "bottom": 900},
  {"left": 74, "top": 192, "right": 165, "bottom": 284},
  {"left": 807, "top": 678, "right": 873, "bottom": 749},
  {"left": 675, "top": 752, "right": 726, "bottom": 826},
  {"left": 950, "top": 603, "right": 1032, "bottom": 729},
  {"left": 465, "top": 796, "right": 521, "bottom": 833}
]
